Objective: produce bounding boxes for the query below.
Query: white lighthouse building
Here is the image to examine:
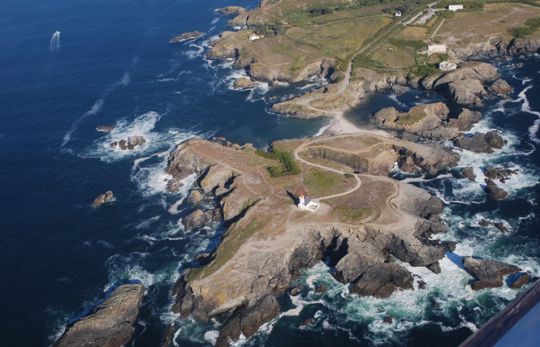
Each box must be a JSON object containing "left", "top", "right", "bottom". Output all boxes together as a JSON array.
[{"left": 297, "top": 194, "right": 320, "bottom": 212}]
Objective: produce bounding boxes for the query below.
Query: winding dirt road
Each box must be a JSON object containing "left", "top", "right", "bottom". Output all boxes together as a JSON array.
[{"left": 293, "top": 137, "right": 362, "bottom": 201}]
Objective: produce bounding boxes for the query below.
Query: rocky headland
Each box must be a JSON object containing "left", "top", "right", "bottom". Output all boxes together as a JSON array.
[
  {"left": 161, "top": 131, "right": 528, "bottom": 346},
  {"left": 54, "top": 284, "right": 144, "bottom": 347}
]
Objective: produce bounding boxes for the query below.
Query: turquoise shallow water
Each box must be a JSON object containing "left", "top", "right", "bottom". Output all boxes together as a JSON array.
[{"left": 0, "top": 0, "right": 539, "bottom": 346}]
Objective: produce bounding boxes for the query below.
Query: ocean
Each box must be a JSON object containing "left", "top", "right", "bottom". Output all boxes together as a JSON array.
[{"left": 0, "top": 0, "right": 539, "bottom": 346}]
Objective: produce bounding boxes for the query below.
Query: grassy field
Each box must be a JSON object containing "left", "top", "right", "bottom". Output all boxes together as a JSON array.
[
  {"left": 303, "top": 167, "right": 355, "bottom": 197},
  {"left": 436, "top": 3, "right": 540, "bottom": 44}
]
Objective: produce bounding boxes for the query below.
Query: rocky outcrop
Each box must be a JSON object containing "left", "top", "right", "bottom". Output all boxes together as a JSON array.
[
  {"left": 454, "top": 130, "right": 505, "bottom": 153},
  {"left": 92, "top": 191, "right": 114, "bottom": 208},
  {"left": 463, "top": 257, "right": 522, "bottom": 290},
  {"left": 421, "top": 62, "right": 499, "bottom": 106},
  {"left": 485, "top": 179, "right": 509, "bottom": 201},
  {"left": 460, "top": 167, "right": 477, "bottom": 181},
  {"left": 373, "top": 102, "right": 461, "bottom": 140},
  {"left": 484, "top": 166, "right": 517, "bottom": 183},
  {"left": 55, "top": 284, "right": 144, "bottom": 347},
  {"left": 495, "top": 37, "right": 540, "bottom": 56},
  {"left": 433, "top": 62, "right": 499, "bottom": 88},
  {"left": 110, "top": 136, "right": 146, "bottom": 151},
  {"left": 187, "top": 189, "right": 204, "bottom": 205},
  {"left": 489, "top": 79, "right": 513, "bottom": 95},
  {"left": 233, "top": 77, "right": 257, "bottom": 89},
  {"left": 215, "top": 295, "right": 279, "bottom": 347},
  {"left": 447, "top": 108, "right": 482, "bottom": 131},
  {"left": 447, "top": 78, "right": 487, "bottom": 105},
  {"left": 216, "top": 6, "right": 245, "bottom": 16},
  {"left": 183, "top": 209, "right": 210, "bottom": 229},
  {"left": 169, "top": 31, "right": 204, "bottom": 44}
]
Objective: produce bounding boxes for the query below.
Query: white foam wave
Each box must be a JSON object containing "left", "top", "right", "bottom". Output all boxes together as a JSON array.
[
  {"left": 62, "top": 98, "right": 105, "bottom": 147},
  {"left": 135, "top": 215, "right": 161, "bottom": 230},
  {"left": 61, "top": 61, "right": 137, "bottom": 149},
  {"left": 183, "top": 43, "right": 205, "bottom": 60}
]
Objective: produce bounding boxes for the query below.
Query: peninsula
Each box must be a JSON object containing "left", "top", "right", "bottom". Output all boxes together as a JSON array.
[{"left": 57, "top": 1, "right": 540, "bottom": 346}]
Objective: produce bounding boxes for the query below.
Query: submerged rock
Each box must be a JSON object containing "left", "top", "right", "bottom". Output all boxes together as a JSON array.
[
  {"left": 110, "top": 136, "right": 146, "bottom": 151},
  {"left": 54, "top": 284, "right": 144, "bottom": 347},
  {"left": 92, "top": 191, "right": 114, "bottom": 208},
  {"left": 461, "top": 167, "right": 477, "bottom": 181},
  {"left": 484, "top": 166, "right": 517, "bottom": 183}
]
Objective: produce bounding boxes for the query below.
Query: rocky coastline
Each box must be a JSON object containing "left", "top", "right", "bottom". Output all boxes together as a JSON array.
[{"left": 55, "top": 4, "right": 540, "bottom": 346}]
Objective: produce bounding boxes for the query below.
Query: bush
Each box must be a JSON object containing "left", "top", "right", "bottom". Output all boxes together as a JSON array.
[
  {"left": 413, "top": 63, "right": 439, "bottom": 77},
  {"left": 508, "top": 16, "right": 540, "bottom": 38},
  {"left": 256, "top": 148, "right": 301, "bottom": 177}
]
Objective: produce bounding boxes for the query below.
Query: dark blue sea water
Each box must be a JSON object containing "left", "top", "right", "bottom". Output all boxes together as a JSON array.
[{"left": 1, "top": 1, "right": 539, "bottom": 346}]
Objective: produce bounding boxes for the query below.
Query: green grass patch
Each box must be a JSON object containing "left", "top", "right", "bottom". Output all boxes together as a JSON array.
[
  {"left": 396, "top": 107, "right": 427, "bottom": 125},
  {"left": 303, "top": 168, "right": 354, "bottom": 197},
  {"left": 388, "top": 38, "right": 426, "bottom": 50},
  {"left": 411, "top": 63, "right": 439, "bottom": 77},
  {"left": 256, "top": 148, "right": 301, "bottom": 177}
]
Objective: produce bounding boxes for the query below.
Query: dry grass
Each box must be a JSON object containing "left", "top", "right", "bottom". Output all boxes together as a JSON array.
[{"left": 436, "top": 3, "right": 540, "bottom": 44}]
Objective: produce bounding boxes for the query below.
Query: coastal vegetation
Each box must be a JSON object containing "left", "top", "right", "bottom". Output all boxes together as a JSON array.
[{"left": 256, "top": 148, "right": 301, "bottom": 177}]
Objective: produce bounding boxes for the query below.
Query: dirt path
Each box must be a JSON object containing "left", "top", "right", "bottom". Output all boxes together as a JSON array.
[{"left": 293, "top": 137, "right": 362, "bottom": 201}]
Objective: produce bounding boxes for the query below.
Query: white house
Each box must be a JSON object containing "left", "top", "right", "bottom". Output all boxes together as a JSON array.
[
  {"left": 448, "top": 4, "right": 464, "bottom": 11},
  {"left": 394, "top": 11, "right": 402, "bottom": 17},
  {"left": 297, "top": 194, "right": 319, "bottom": 212},
  {"left": 248, "top": 33, "right": 262, "bottom": 41},
  {"left": 439, "top": 61, "right": 457, "bottom": 71},
  {"left": 428, "top": 44, "right": 447, "bottom": 54}
]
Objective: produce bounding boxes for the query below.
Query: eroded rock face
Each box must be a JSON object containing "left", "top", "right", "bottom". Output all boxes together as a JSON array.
[
  {"left": 54, "top": 284, "right": 144, "bottom": 347},
  {"left": 454, "top": 131, "right": 505, "bottom": 153},
  {"left": 463, "top": 257, "right": 521, "bottom": 290},
  {"left": 349, "top": 263, "right": 414, "bottom": 298},
  {"left": 92, "top": 191, "right": 114, "bottom": 208},
  {"left": 424, "top": 62, "right": 499, "bottom": 105},
  {"left": 447, "top": 78, "right": 487, "bottom": 105}
]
